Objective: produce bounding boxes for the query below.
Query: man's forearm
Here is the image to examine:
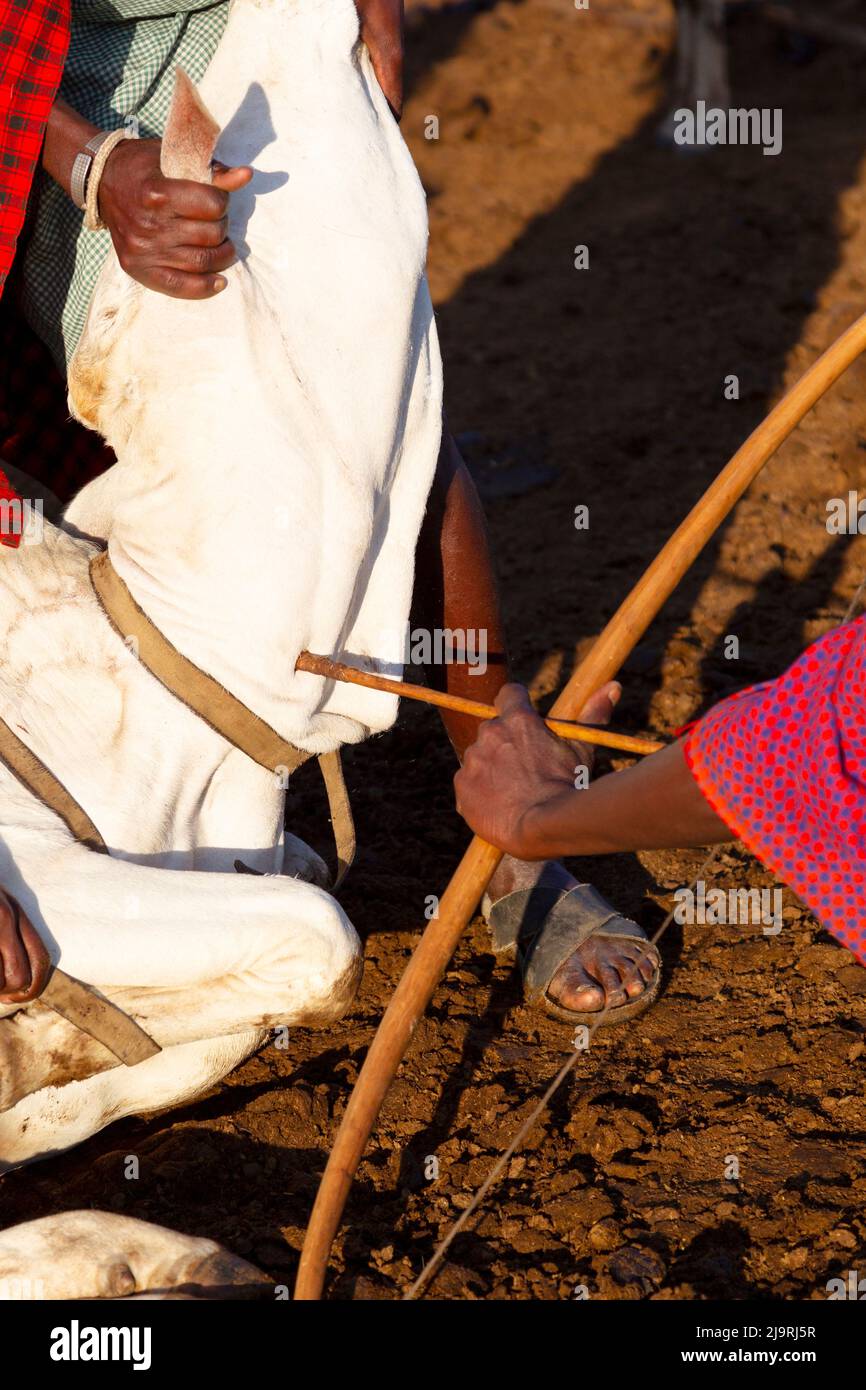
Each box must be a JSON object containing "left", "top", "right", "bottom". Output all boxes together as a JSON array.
[
  {"left": 42, "top": 97, "right": 100, "bottom": 198},
  {"left": 412, "top": 430, "right": 509, "bottom": 759},
  {"left": 521, "top": 740, "right": 734, "bottom": 860}
]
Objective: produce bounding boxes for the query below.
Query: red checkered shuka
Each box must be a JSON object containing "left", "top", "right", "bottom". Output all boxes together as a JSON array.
[
  {"left": 0, "top": 3, "right": 112, "bottom": 545},
  {"left": 0, "top": 0, "right": 70, "bottom": 295}
]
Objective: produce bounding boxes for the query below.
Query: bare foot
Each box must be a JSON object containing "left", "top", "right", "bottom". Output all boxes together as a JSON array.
[{"left": 485, "top": 682, "right": 658, "bottom": 1015}]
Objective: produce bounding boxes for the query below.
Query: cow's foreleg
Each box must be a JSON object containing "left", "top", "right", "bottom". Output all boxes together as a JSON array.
[
  {"left": 0, "top": 841, "right": 361, "bottom": 1168},
  {"left": 0, "top": 1031, "right": 268, "bottom": 1172}
]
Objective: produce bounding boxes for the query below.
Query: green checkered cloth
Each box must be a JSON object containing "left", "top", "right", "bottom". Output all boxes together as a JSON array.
[{"left": 18, "top": 0, "right": 231, "bottom": 368}]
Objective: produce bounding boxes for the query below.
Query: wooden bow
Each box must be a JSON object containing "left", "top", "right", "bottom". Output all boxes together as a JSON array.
[{"left": 295, "top": 311, "right": 866, "bottom": 1299}]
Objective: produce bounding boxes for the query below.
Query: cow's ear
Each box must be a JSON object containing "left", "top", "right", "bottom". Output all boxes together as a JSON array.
[{"left": 160, "top": 67, "right": 220, "bottom": 182}]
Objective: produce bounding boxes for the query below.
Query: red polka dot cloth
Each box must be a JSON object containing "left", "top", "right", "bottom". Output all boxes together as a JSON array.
[{"left": 684, "top": 617, "right": 866, "bottom": 965}]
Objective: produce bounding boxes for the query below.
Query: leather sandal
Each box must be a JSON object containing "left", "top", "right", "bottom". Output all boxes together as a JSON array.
[{"left": 484, "top": 880, "right": 661, "bottom": 1027}]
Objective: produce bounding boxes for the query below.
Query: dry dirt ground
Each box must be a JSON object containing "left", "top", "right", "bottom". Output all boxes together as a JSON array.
[{"left": 4, "top": 0, "right": 866, "bottom": 1300}]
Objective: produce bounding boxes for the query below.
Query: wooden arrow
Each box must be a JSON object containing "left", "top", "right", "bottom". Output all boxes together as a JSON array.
[
  {"left": 295, "top": 650, "right": 665, "bottom": 756},
  {"left": 295, "top": 310, "right": 866, "bottom": 1299}
]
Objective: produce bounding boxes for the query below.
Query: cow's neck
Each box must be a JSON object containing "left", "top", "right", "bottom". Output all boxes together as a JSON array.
[
  {"left": 70, "top": 0, "right": 368, "bottom": 734},
  {"left": 97, "top": 443, "right": 310, "bottom": 737}
]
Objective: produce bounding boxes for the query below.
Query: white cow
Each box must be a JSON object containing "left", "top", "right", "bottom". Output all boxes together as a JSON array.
[{"left": 0, "top": 0, "right": 441, "bottom": 1295}]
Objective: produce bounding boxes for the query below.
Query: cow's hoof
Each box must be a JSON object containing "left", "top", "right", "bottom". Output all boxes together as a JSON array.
[{"left": 282, "top": 833, "right": 330, "bottom": 888}]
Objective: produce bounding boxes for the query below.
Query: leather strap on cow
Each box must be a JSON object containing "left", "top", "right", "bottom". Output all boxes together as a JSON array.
[
  {"left": 88, "top": 549, "right": 355, "bottom": 891},
  {"left": 0, "top": 718, "right": 164, "bottom": 1065},
  {"left": 39, "top": 968, "right": 162, "bottom": 1066},
  {"left": 0, "top": 548, "right": 355, "bottom": 1071},
  {"left": 0, "top": 715, "right": 107, "bottom": 854}
]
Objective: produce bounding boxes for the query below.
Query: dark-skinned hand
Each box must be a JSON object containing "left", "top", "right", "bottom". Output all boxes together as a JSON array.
[
  {"left": 0, "top": 888, "right": 51, "bottom": 1004},
  {"left": 96, "top": 3, "right": 403, "bottom": 299},
  {"left": 98, "top": 138, "right": 252, "bottom": 300},
  {"left": 454, "top": 682, "right": 621, "bottom": 859}
]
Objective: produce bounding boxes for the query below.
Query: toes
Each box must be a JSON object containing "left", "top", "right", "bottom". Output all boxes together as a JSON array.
[
  {"left": 611, "top": 943, "right": 657, "bottom": 995},
  {"left": 548, "top": 939, "right": 657, "bottom": 1015},
  {"left": 595, "top": 961, "right": 629, "bottom": 1009},
  {"left": 637, "top": 952, "right": 657, "bottom": 985},
  {"left": 617, "top": 945, "right": 656, "bottom": 989},
  {"left": 568, "top": 983, "right": 606, "bottom": 1011},
  {"left": 619, "top": 957, "right": 649, "bottom": 998},
  {"left": 548, "top": 958, "right": 605, "bottom": 1013},
  {"left": 549, "top": 954, "right": 628, "bottom": 1013}
]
